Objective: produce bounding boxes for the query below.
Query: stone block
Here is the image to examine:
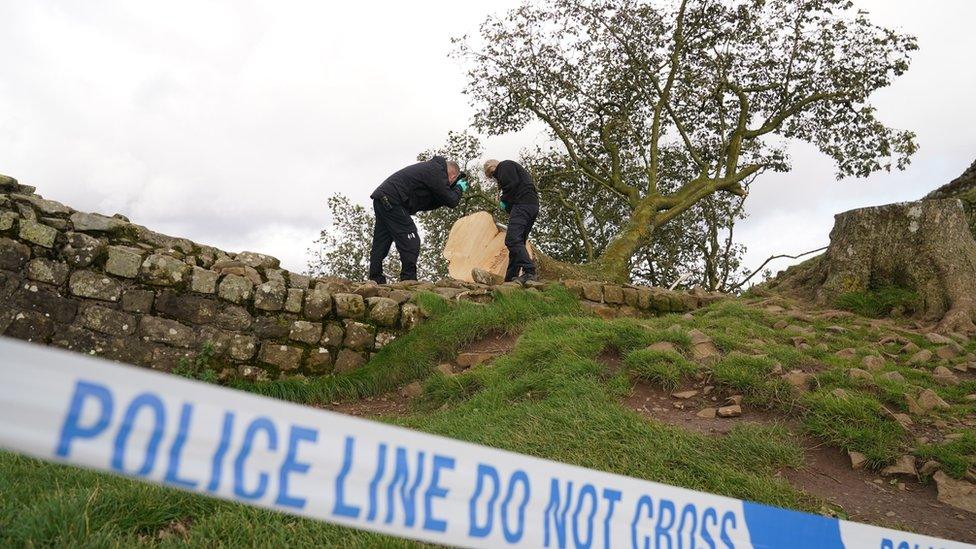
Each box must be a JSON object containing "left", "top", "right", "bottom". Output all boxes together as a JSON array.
[
  {"left": 342, "top": 320, "right": 375, "bottom": 351},
  {"left": 290, "top": 320, "right": 323, "bottom": 344},
  {"left": 155, "top": 291, "right": 220, "bottom": 324},
  {"left": 51, "top": 325, "right": 108, "bottom": 355},
  {"left": 18, "top": 220, "right": 58, "bottom": 248},
  {"left": 69, "top": 270, "right": 122, "bottom": 302},
  {"left": 258, "top": 343, "right": 303, "bottom": 371},
  {"left": 80, "top": 305, "right": 137, "bottom": 336},
  {"left": 284, "top": 288, "right": 304, "bottom": 313},
  {"left": 4, "top": 310, "right": 54, "bottom": 342},
  {"left": 603, "top": 284, "right": 624, "bottom": 304},
  {"left": 12, "top": 285, "right": 78, "bottom": 323},
  {"left": 375, "top": 331, "right": 396, "bottom": 349},
  {"left": 622, "top": 287, "right": 639, "bottom": 308},
  {"left": 191, "top": 267, "right": 218, "bottom": 294},
  {"left": 367, "top": 297, "right": 399, "bottom": 326},
  {"left": 70, "top": 211, "right": 127, "bottom": 232},
  {"left": 218, "top": 274, "right": 253, "bottom": 304},
  {"left": 0, "top": 237, "right": 31, "bottom": 271},
  {"left": 236, "top": 251, "right": 280, "bottom": 269},
  {"left": 581, "top": 281, "right": 603, "bottom": 302},
  {"left": 105, "top": 246, "right": 143, "bottom": 278},
  {"left": 227, "top": 333, "right": 258, "bottom": 361},
  {"left": 252, "top": 316, "right": 292, "bottom": 339},
  {"left": 62, "top": 232, "right": 103, "bottom": 267},
  {"left": 334, "top": 348, "right": 366, "bottom": 373},
  {"left": 0, "top": 211, "right": 17, "bottom": 231},
  {"left": 289, "top": 273, "right": 310, "bottom": 289},
  {"left": 122, "top": 289, "right": 155, "bottom": 313},
  {"left": 139, "top": 316, "right": 196, "bottom": 348},
  {"left": 400, "top": 303, "right": 422, "bottom": 329},
  {"left": 320, "top": 322, "right": 344, "bottom": 347},
  {"left": 306, "top": 347, "right": 333, "bottom": 373},
  {"left": 26, "top": 258, "right": 69, "bottom": 285},
  {"left": 254, "top": 281, "right": 287, "bottom": 311},
  {"left": 304, "top": 286, "right": 333, "bottom": 320},
  {"left": 215, "top": 305, "right": 252, "bottom": 331},
  {"left": 141, "top": 253, "right": 191, "bottom": 286},
  {"left": 334, "top": 293, "right": 366, "bottom": 319}
]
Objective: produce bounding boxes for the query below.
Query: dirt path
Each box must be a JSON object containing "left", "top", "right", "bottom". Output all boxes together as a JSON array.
[{"left": 624, "top": 379, "right": 976, "bottom": 544}]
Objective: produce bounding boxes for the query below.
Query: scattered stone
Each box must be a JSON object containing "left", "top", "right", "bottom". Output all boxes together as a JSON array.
[
  {"left": 695, "top": 407, "right": 717, "bottom": 419},
  {"left": 892, "top": 413, "right": 913, "bottom": 428},
  {"left": 457, "top": 352, "right": 496, "bottom": 368},
  {"left": 848, "top": 451, "right": 867, "bottom": 470},
  {"left": 375, "top": 331, "right": 396, "bottom": 349},
  {"left": 901, "top": 342, "right": 921, "bottom": 355},
  {"left": 688, "top": 329, "right": 720, "bottom": 364},
  {"left": 881, "top": 455, "right": 917, "bottom": 477},
  {"left": 400, "top": 303, "right": 422, "bottom": 329},
  {"left": 783, "top": 370, "right": 813, "bottom": 391},
  {"left": 933, "top": 471, "right": 976, "bottom": 513},
  {"left": 880, "top": 371, "right": 905, "bottom": 383},
  {"left": 646, "top": 341, "right": 678, "bottom": 353},
  {"left": 725, "top": 395, "right": 743, "bottom": 405},
  {"left": 835, "top": 348, "right": 856, "bottom": 359},
  {"left": 218, "top": 274, "right": 253, "bottom": 304},
  {"left": 671, "top": 390, "right": 698, "bottom": 400},
  {"left": 907, "top": 349, "right": 933, "bottom": 365},
  {"left": 932, "top": 365, "right": 959, "bottom": 385},
  {"left": 935, "top": 345, "right": 959, "bottom": 360},
  {"left": 849, "top": 368, "right": 873, "bottom": 381},
  {"left": 861, "top": 355, "right": 885, "bottom": 372},
  {"left": 400, "top": 381, "right": 423, "bottom": 399},
  {"left": 717, "top": 405, "right": 742, "bottom": 418},
  {"left": 925, "top": 332, "right": 953, "bottom": 345},
  {"left": 913, "top": 389, "right": 950, "bottom": 413},
  {"left": 831, "top": 388, "right": 849, "bottom": 399}
]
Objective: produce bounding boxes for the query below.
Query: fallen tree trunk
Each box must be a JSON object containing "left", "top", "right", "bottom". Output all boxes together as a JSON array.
[{"left": 768, "top": 199, "right": 976, "bottom": 333}]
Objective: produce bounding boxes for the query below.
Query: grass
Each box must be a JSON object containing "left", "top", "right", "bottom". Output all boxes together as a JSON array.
[
  {"left": 3, "top": 288, "right": 974, "bottom": 545},
  {"left": 835, "top": 285, "right": 920, "bottom": 318}
]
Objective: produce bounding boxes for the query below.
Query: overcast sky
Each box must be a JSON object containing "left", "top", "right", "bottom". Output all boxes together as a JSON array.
[{"left": 1, "top": 1, "right": 974, "bottom": 278}]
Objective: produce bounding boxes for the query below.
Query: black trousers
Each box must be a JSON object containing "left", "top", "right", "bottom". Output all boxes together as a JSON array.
[
  {"left": 504, "top": 203, "right": 539, "bottom": 281},
  {"left": 369, "top": 196, "right": 420, "bottom": 283}
]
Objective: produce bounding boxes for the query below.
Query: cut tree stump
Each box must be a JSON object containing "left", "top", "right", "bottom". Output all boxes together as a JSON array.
[
  {"left": 768, "top": 199, "right": 976, "bottom": 333},
  {"left": 442, "top": 211, "right": 535, "bottom": 283}
]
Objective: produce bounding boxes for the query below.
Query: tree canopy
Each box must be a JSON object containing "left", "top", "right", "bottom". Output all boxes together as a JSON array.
[{"left": 453, "top": 0, "right": 918, "bottom": 281}]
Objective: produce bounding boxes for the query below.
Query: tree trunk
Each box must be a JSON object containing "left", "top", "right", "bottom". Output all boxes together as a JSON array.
[{"left": 768, "top": 199, "right": 976, "bottom": 333}]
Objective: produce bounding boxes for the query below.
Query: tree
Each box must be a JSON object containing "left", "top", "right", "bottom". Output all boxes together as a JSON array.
[
  {"left": 454, "top": 0, "right": 918, "bottom": 282},
  {"left": 306, "top": 132, "right": 494, "bottom": 281}
]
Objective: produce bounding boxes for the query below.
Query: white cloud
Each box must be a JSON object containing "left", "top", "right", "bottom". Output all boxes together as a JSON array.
[{"left": 1, "top": 0, "right": 973, "bottom": 275}]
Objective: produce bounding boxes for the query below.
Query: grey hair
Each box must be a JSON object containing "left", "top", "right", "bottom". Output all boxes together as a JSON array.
[{"left": 446, "top": 160, "right": 460, "bottom": 173}]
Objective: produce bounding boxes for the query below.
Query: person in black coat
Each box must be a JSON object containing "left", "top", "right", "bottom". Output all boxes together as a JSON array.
[
  {"left": 484, "top": 159, "right": 540, "bottom": 283},
  {"left": 368, "top": 156, "right": 467, "bottom": 283}
]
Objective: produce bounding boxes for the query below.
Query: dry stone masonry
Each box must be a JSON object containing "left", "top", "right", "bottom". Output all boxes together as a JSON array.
[{"left": 0, "top": 173, "right": 720, "bottom": 381}]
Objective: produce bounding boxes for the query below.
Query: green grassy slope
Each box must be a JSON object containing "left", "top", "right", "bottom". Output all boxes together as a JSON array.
[{"left": 2, "top": 288, "right": 974, "bottom": 546}]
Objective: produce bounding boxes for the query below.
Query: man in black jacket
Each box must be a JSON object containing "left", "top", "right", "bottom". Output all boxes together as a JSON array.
[
  {"left": 484, "top": 159, "right": 540, "bottom": 283},
  {"left": 368, "top": 156, "right": 466, "bottom": 283}
]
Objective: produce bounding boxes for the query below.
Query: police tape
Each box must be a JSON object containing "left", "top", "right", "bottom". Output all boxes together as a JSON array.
[{"left": 0, "top": 338, "right": 968, "bottom": 549}]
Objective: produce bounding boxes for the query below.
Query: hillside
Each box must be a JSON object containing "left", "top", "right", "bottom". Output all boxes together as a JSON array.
[{"left": 2, "top": 288, "right": 975, "bottom": 545}]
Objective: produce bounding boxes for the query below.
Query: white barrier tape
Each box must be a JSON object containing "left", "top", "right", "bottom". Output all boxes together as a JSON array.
[{"left": 0, "top": 338, "right": 968, "bottom": 549}]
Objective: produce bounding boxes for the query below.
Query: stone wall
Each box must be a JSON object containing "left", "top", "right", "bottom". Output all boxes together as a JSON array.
[{"left": 0, "top": 172, "right": 721, "bottom": 381}]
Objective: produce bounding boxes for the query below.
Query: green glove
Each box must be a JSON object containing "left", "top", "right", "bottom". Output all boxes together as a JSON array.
[
  {"left": 499, "top": 200, "right": 508, "bottom": 212},
  {"left": 456, "top": 178, "right": 468, "bottom": 192}
]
